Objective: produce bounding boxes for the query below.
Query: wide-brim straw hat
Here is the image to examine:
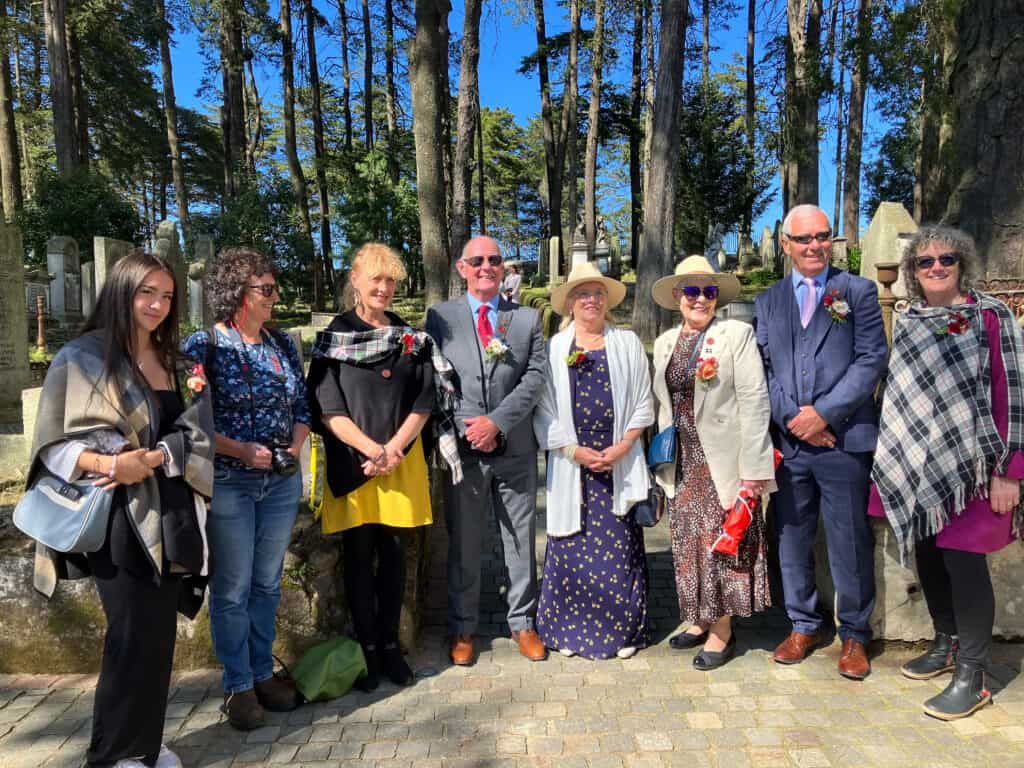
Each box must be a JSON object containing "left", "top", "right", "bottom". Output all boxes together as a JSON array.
[
  {"left": 550, "top": 261, "right": 627, "bottom": 316},
  {"left": 651, "top": 255, "right": 741, "bottom": 310}
]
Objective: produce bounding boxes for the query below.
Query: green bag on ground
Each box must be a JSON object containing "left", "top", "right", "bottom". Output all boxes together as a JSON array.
[{"left": 290, "top": 636, "right": 367, "bottom": 702}]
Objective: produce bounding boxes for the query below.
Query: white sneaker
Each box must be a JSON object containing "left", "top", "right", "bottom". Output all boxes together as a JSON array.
[
  {"left": 156, "top": 744, "right": 183, "bottom": 768},
  {"left": 559, "top": 647, "right": 576, "bottom": 657},
  {"left": 112, "top": 759, "right": 147, "bottom": 768},
  {"left": 616, "top": 646, "right": 637, "bottom": 659}
]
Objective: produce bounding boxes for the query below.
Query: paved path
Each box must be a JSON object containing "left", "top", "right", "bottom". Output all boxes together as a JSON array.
[{"left": 3, "top": 497, "right": 1024, "bottom": 767}]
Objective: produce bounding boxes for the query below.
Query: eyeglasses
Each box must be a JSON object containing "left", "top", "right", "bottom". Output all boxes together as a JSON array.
[
  {"left": 915, "top": 253, "right": 960, "bottom": 270},
  {"left": 248, "top": 283, "right": 279, "bottom": 297},
  {"left": 675, "top": 285, "right": 719, "bottom": 301},
  {"left": 571, "top": 289, "right": 608, "bottom": 302},
  {"left": 462, "top": 254, "right": 503, "bottom": 268},
  {"left": 785, "top": 230, "right": 833, "bottom": 245}
]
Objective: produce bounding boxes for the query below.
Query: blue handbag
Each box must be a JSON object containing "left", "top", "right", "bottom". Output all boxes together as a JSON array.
[
  {"left": 13, "top": 469, "right": 114, "bottom": 553},
  {"left": 648, "top": 425, "right": 677, "bottom": 470}
]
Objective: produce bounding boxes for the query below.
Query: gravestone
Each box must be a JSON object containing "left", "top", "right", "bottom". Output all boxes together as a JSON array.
[
  {"left": 548, "top": 236, "right": 562, "bottom": 284},
  {"left": 759, "top": 226, "right": 775, "bottom": 270},
  {"left": 738, "top": 235, "right": 756, "bottom": 271},
  {"left": 46, "top": 236, "right": 81, "bottom": 324},
  {"left": 0, "top": 223, "right": 29, "bottom": 424},
  {"left": 153, "top": 220, "right": 187, "bottom": 298},
  {"left": 189, "top": 234, "right": 215, "bottom": 328},
  {"left": 773, "top": 220, "right": 786, "bottom": 275},
  {"left": 93, "top": 236, "right": 132, "bottom": 298},
  {"left": 81, "top": 262, "right": 95, "bottom": 317},
  {"left": 861, "top": 202, "right": 917, "bottom": 297},
  {"left": 831, "top": 237, "right": 849, "bottom": 271}
]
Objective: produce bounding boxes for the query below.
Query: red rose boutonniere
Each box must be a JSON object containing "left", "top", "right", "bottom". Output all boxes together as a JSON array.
[
  {"left": 401, "top": 331, "right": 416, "bottom": 355},
  {"left": 936, "top": 311, "right": 971, "bottom": 337},
  {"left": 696, "top": 357, "right": 718, "bottom": 384},
  {"left": 822, "top": 289, "right": 851, "bottom": 323},
  {"left": 566, "top": 350, "right": 588, "bottom": 368}
]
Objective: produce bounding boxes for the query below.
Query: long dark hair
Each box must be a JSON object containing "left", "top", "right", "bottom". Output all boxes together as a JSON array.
[{"left": 82, "top": 248, "right": 181, "bottom": 379}]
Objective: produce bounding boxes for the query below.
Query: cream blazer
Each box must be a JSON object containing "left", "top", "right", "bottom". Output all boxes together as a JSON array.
[{"left": 652, "top": 317, "right": 777, "bottom": 507}]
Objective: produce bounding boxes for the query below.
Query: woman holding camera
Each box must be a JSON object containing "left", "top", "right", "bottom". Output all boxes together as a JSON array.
[{"left": 183, "top": 248, "right": 310, "bottom": 731}]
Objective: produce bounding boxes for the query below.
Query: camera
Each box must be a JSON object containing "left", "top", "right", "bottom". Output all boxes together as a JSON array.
[{"left": 271, "top": 446, "right": 299, "bottom": 477}]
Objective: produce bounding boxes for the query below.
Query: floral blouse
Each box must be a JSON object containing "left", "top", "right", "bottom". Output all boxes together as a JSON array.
[{"left": 183, "top": 326, "right": 311, "bottom": 471}]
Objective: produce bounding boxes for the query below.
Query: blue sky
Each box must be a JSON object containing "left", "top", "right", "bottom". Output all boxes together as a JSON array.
[{"left": 167, "top": 0, "right": 878, "bottom": 257}]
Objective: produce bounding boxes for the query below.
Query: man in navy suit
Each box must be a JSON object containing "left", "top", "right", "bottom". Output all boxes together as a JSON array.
[{"left": 753, "top": 204, "right": 887, "bottom": 679}]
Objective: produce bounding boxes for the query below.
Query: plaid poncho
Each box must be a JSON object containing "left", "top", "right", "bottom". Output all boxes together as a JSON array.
[
  {"left": 312, "top": 326, "right": 464, "bottom": 484},
  {"left": 872, "top": 291, "right": 1024, "bottom": 556}
]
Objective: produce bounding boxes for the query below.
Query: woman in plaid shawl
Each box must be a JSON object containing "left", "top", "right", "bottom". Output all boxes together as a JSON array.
[
  {"left": 307, "top": 243, "right": 456, "bottom": 691},
  {"left": 28, "top": 250, "right": 214, "bottom": 768},
  {"left": 871, "top": 225, "right": 1024, "bottom": 720}
]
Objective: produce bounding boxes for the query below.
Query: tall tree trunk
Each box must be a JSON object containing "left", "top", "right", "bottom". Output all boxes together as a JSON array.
[
  {"left": 701, "top": 0, "right": 710, "bottom": 93},
  {"left": 280, "top": 0, "right": 317, "bottom": 305},
  {"left": 831, "top": 0, "right": 845, "bottom": 235},
  {"left": 384, "top": 0, "right": 399, "bottom": 183},
  {"left": 942, "top": 0, "right": 1023, "bottom": 278},
  {"left": 449, "top": 0, "right": 481, "bottom": 282},
  {"left": 925, "top": 9, "right": 957, "bottom": 222},
  {"left": 43, "top": 0, "right": 76, "bottom": 176},
  {"left": 244, "top": 57, "right": 262, "bottom": 173},
  {"left": 361, "top": 0, "right": 373, "bottom": 147},
  {"left": 633, "top": 0, "right": 688, "bottom": 343},
  {"left": 531, "top": 0, "right": 563, "bottom": 270},
  {"left": 220, "top": 0, "right": 245, "bottom": 196},
  {"left": 629, "top": 0, "right": 643, "bottom": 265},
  {"left": 739, "top": 0, "right": 755, "bottom": 242},
  {"left": 642, "top": 0, "right": 655, "bottom": 202},
  {"left": 156, "top": 0, "right": 189, "bottom": 249},
  {"left": 476, "top": 93, "right": 485, "bottom": 234},
  {"left": 583, "top": 0, "right": 606, "bottom": 257},
  {"left": 66, "top": 21, "right": 87, "bottom": 165},
  {"left": 338, "top": 0, "right": 353, "bottom": 151},
  {"left": 0, "top": 0, "right": 21, "bottom": 218},
  {"left": 785, "top": 0, "right": 822, "bottom": 206},
  {"left": 412, "top": 0, "right": 451, "bottom": 307},
  {"left": 305, "top": 0, "right": 331, "bottom": 308},
  {"left": 11, "top": 0, "right": 31, "bottom": 199},
  {"left": 843, "top": 0, "right": 870, "bottom": 247},
  {"left": 564, "top": 0, "right": 581, "bottom": 252}
]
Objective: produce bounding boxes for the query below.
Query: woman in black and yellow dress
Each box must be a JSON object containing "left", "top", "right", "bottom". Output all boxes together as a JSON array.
[{"left": 307, "top": 243, "right": 434, "bottom": 690}]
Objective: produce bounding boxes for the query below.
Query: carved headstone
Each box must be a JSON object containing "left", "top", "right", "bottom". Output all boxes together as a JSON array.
[
  {"left": 46, "top": 236, "right": 81, "bottom": 324},
  {"left": 861, "top": 202, "right": 918, "bottom": 298},
  {"left": 190, "top": 234, "right": 216, "bottom": 328},
  {"left": 830, "top": 236, "right": 849, "bottom": 271},
  {"left": 0, "top": 223, "right": 29, "bottom": 423},
  {"left": 81, "top": 261, "right": 95, "bottom": 318},
  {"left": 548, "top": 236, "right": 562, "bottom": 283},
  {"left": 153, "top": 220, "right": 187, "bottom": 299},
  {"left": 93, "top": 236, "right": 133, "bottom": 298},
  {"left": 759, "top": 226, "right": 774, "bottom": 270}
]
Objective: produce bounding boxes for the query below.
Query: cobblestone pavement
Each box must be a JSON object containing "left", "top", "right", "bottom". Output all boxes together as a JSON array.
[{"left": 3, "top": 491, "right": 1024, "bottom": 768}]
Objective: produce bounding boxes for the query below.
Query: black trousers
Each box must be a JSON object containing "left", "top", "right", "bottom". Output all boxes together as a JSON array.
[
  {"left": 342, "top": 524, "right": 406, "bottom": 647},
  {"left": 85, "top": 548, "right": 181, "bottom": 768},
  {"left": 915, "top": 535, "right": 994, "bottom": 666}
]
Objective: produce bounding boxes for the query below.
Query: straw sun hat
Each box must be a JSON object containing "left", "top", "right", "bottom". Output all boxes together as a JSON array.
[
  {"left": 550, "top": 262, "right": 627, "bottom": 316},
  {"left": 651, "top": 255, "right": 741, "bottom": 311}
]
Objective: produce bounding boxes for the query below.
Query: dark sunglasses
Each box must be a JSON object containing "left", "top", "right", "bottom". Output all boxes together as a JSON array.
[
  {"left": 248, "top": 283, "right": 278, "bottom": 297},
  {"left": 676, "top": 285, "right": 719, "bottom": 301},
  {"left": 915, "top": 253, "right": 959, "bottom": 270},
  {"left": 463, "top": 254, "right": 503, "bottom": 268},
  {"left": 786, "top": 230, "right": 832, "bottom": 245}
]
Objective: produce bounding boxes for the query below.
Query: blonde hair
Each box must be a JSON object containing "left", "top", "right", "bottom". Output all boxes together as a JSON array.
[{"left": 343, "top": 242, "right": 407, "bottom": 309}]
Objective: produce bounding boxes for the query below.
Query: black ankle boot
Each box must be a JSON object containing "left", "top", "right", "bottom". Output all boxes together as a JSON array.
[
  {"left": 923, "top": 661, "right": 991, "bottom": 720},
  {"left": 354, "top": 643, "right": 380, "bottom": 692},
  {"left": 380, "top": 642, "right": 415, "bottom": 686},
  {"left": 901, "top": 633, "right": 958, "bottom": 680}
]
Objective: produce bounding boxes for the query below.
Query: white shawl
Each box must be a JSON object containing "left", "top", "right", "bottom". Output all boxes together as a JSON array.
[{"left": 533, "top": 323, "right": 655, "bottom": 537}]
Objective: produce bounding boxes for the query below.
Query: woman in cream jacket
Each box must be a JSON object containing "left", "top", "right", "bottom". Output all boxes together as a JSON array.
[{"left": 652, "top": 256, "right": 776, "bottom": 670}]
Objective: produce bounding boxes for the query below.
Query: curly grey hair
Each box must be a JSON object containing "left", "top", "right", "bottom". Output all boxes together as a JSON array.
[
  {"left": 205, "top": 247, "right": 278, "bottom": 322},
  {"left": 901, "top": 225, "right": 980, "bottom": 302}
]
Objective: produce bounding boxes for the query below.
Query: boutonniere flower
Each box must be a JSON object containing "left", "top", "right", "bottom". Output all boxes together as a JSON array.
[
  {"left": 695, "top": 356, "right": 718, "bottom": 384},
  {"left": 185, "top": 363, "right": 206, "bottom": 394},
  {"left": 401, "top": 331, "right": 416, "bottom": 355},
  {"left": 936, "top": 311, "right": 971, "bottom": 337},
  {"left": 565, "top": 350, "right": 588, "bottom": 368},
  {"left": 822, "top": 289, "right": 850, "bottom": 323},
  {"left": 484, "top": 337, "right": 510, "bottom": 362}
]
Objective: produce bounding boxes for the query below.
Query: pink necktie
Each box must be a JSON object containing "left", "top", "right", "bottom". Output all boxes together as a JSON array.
[{"left": 800, "top": 277, "right": 817, "bottom": 328}]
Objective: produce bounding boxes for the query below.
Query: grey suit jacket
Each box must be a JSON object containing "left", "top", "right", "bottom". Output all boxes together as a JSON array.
[{"left": 426, "top": 296, "right": 547, "bottom": 457}]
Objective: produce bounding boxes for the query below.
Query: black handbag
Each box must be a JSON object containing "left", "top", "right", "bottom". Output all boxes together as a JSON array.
[{"left": 630, "top": 482, "right": 666, "bottom": 527}]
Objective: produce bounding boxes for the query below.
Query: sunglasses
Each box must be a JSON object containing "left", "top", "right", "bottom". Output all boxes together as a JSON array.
[
  {"left": 571, "top": 289, "right": 608, "bottom": 302},
  {"left": 915, "top": 253, "right": 959, "bottom": 270},
  {"left": 786, "top": 230, "right": 832, "bottom": 245},
  {"left": 248, "top": 283, "right": 279, "bottom": 297},
  {"left": 675, "top": 285, "right": 719, "bottom": 301},
  {"left": 463, "top": 254, "right": 503, "bottom": 268}
]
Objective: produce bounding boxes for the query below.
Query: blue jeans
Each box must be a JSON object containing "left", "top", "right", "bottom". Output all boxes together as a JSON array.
[{"left": 207, "top": 467, "right": 301, "bottom": 694}]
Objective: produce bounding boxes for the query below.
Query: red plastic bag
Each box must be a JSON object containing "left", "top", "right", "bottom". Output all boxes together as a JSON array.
[{"left": 710, "top": 449, "right": 783, "bottom": 556}]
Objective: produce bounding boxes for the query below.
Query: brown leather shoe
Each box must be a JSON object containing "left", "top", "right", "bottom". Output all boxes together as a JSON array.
[
  {"left": 221, "top": 688, "right": 265, "bottom": 731},
  {"left": 511, "top": 629, "right": 548, "bottom": 661},
  {"left": 254, "top": 674, "right": 302, "bottom": 711},
  {"left": 772, "top": 631, "right": 820, "bottom": 664},
  {"left": 838, "top": 638, "right": 871, "bottom": 680},
  {"left": 450, "top": 634, "right": 476, "bottom": 666}
]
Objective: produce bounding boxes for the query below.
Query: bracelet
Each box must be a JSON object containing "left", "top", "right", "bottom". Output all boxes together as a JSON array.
[
  {"left": 560, "top": 444, "right": 579, "bottom": 463},
  {"left": 107, "top": 453, "right": 118, "bottom": 479},
  {"left": 158, "top": 444, "right": 172, "bottom": 468}
]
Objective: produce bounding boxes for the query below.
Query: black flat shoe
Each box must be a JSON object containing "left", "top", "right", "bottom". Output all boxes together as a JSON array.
[
  {"left": 354, "top": 644, "right": 380, "bottom": 692},
  {"left": 902, "top": 633, "right": 957, "bottom": 680},
  {"left": 693, "top": 632, "right": 737, "bottom": 671},
  {"left": 380, "top": 643, "right": 415, "bottom": 687},
  {"left": 669, "top": 629, "right": 709, "bottom": 650},
  {"left": 923, "top": 661, "right": 991, "bottom": 720}
]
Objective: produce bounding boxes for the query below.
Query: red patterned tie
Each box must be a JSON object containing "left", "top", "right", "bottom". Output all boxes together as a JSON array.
[{"left": 477, "top": 304, "right": 494, "bottom": 347}]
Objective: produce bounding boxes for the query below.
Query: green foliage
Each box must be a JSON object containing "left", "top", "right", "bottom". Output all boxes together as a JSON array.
[
  {"left": 18, "top": 169, "right": 141, "bottom": 265},
  {"left": 847, "top": 246, "right": 862, "bottom": 276},
  {"left": 737, "top": 267, "right": 779, "bottom": 287}
]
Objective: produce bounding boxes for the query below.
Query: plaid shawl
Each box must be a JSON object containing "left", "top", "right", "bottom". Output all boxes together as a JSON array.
[
  {"left": 28, "top": 331, "right": 215, "bottom": 596},
  {"left": 873, "top": 291, "right": 1024, "bottom": 556},
  {"left": 312, "top": 326, "right": 463, "bottom": 484}
]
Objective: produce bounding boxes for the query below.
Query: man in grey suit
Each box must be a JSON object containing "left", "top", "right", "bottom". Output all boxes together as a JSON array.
[{"left": 426, "top": 235, "right": 549, "bottom": 665}]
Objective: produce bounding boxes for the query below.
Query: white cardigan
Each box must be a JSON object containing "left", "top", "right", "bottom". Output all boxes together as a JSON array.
[{"left": 533, "top": 323, "right": 655, "bottom": 537}]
